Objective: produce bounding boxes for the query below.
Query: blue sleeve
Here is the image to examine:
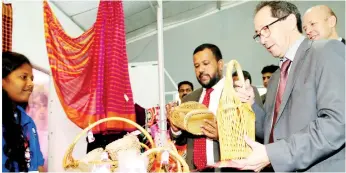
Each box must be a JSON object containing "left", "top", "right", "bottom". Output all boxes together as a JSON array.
[
  {"left": 36, "top": 137, "right": 45, "bottom": 166},
  {"left": 32, "top": 123, "right": 45, "bottom": 166}
]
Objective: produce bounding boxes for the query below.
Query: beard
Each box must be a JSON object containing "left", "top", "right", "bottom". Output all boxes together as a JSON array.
[{"left": 197, "top": 72, "right": 221, "bottom": 89}]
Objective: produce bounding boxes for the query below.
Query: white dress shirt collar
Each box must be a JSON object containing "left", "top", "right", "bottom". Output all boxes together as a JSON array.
[{"left": 283, "top": 36, "right": 305, "bottom": 62}]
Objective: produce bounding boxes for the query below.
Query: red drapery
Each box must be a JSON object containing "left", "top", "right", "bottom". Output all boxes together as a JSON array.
[
  {"left": 43, "top": 1, "right": 136, "bottom": 133},
  {"left": 2, "top": 3, "right": 13, "bottom": 52}
]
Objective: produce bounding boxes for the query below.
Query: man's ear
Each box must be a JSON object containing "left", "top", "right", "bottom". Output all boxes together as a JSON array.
[
  {"left": 328, "top": 15, "right": 337, "bottom": 28},
  {"left": 286, "top": 14, "right": 298, "bottom": 32},
  {"left": 218, "top": 59, "right": 224, "bottom": 73}
]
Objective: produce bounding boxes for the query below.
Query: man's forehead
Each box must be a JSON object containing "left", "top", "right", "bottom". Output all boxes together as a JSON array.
[
  {"left": 180, "top": 84, "right": 191, "bottom": 88},
  {"left": 193, "top": 49, "right": 214, "bottom": 61},
  {"left": 304, "top": 11, "right": 319, "bottom": 20},
  {"left": 304, "top": 8, "right": 328, "bottom": 22},
  {"left": 254, "top": 6, "right": 274, "bottom": 32}
]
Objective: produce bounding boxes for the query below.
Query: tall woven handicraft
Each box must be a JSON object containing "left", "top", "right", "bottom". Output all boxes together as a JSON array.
[{"left": 217, "top": 60, "right": 255, "bottom": 160}]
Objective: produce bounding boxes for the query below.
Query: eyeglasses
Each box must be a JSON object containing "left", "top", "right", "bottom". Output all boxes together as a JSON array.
[{"left": 253, "top": 15, "right": 289, "bottom": 43}]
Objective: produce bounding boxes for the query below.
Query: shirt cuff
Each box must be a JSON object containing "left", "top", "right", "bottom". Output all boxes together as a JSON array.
[{"left": 170, "top": 127, "right": 182, "bottom": 136}]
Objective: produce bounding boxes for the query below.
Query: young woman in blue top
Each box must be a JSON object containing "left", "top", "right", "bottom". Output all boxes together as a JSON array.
[{"left": 2, "top": 52, "right": 44, "bottom": 172}]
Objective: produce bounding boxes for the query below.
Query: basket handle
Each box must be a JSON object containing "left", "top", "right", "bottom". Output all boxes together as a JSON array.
[
  {"left": 63, "top": 117, "right": 154, "bottom": 168},
  {"left": 140, "top": 143, "right": 150, "bottom": 150},
  {"left": 143, "top": 147, "right": 190, "bottom": 173},
  {"left": 168, "top": 141, "right": 182, "bottom": 173},
  {"left": 225, "top": 60, "right": 245, "bottom": 92}
]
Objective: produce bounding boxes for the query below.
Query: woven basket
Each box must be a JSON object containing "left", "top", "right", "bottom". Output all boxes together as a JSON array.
[
  {"left": 64, "top": 148, "right": 107, "bottom": 172},
  {"left": 169, "top": 101, "right": 215, "bottom": 135},
  {"left": 63, "top": 117, "right": 155, "bottom": 172},
  {"left": 150, "top": 141, "right": 183, "bottom": 172},
  {"left": 217, "top": 60, "right": 256, "bottom": 160},
  {"left": 105, "top": 134, "right": 141, "bottom": 161},
  {"left": 143, "top": 146, "right": 190, "bottom": 173},
  {"left": 80, "top": 148, "right": 105, "bottom": 163}
]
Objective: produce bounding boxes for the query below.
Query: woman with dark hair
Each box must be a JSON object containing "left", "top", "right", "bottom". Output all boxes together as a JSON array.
[{"left": 2, "top": 51, "right": 44, "bottom": 172}]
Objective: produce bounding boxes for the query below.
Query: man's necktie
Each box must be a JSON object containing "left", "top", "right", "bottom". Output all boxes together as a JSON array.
[
  {"left": 193, "top": 88, "right": 214, "bottom": 169},
  {"left": 269, "top": 59, "right": 291, "bottom": 143}
]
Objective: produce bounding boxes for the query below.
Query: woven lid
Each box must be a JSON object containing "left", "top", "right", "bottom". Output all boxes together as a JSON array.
[
  {"left": 184, "top": 109, "right": 215, "bottom": 135},
  {"left": 170, "top": 101, "right": 215, "bottom": 135}
]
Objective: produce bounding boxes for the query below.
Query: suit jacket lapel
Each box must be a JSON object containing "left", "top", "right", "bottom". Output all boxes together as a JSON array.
[
  {"left": 342, "top": 38, "right": 345, "bottom": 45},
  {"left": 193, "top": 88, "right": 203, "bottom": 102},
  {"left": 275, "top": 38, "right": 312, "bottom": 125}
]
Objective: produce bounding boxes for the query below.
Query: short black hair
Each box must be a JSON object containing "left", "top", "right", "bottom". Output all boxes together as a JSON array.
[
  {"left": 193, "top": 43, "right": 222, "bottom": 61},
  {"left": 261, "top": 64, "right": 279, "bottom": 74},
  {"left": 178, "top": 81, "right": 194, "bottom": 91},
  {"left": 232, "top": 70, "right": 252, "bottom": 84},
  {"left": 255, "top": 1, "right": 303, "bottom": 33}
]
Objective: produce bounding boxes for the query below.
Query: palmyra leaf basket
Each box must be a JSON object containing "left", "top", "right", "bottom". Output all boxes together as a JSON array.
[{"left": 217, "top": 59, "right": 256, "bottom": 161}]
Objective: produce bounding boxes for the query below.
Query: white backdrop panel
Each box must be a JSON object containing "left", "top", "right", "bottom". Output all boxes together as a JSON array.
[{"left": 129, "top": 62, "right": 159, "bottom": 109}]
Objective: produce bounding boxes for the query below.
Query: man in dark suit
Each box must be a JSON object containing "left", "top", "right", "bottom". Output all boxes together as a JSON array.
[
  {"left": 167, "top": 43, "right": 263, "bottom": 172},
  {"left": 169, "top": 43, "right": 224, "bottom": 172},
  {"left": 303, "top": 5, "right": 345, "bottom": 44},
  {"left": 177, "top": 81, "right": 194, "bottom": 105},
  {"left": 230, "top": 1, "right": 344, "bottom": 172}
]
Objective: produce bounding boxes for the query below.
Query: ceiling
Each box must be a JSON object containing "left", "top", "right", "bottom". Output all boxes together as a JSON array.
[{"left": 52, "top": 0, "right": 245, "bottom": 40}]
